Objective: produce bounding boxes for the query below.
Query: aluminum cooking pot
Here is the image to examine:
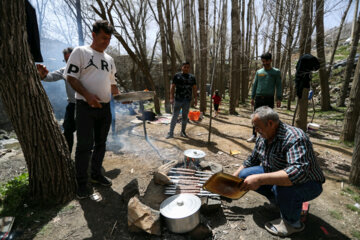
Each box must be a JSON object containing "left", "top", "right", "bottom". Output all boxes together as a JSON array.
[{"left": 160, "top": 194, "right": 201, "bottom": 233}]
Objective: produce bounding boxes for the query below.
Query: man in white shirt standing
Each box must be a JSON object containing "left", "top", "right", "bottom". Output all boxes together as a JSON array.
[{"left": 65, "top": 20, "right": 119, "bottom": 199}]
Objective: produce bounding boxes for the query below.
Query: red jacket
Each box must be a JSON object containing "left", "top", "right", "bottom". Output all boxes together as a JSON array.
[{"left": 212, "top": 94, "right": 221, "bottom": 105}]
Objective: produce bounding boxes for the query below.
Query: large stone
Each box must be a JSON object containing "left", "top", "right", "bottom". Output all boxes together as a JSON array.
[
  {"left": 122, "top": 179, "right": 140, "bottom": 203},
  {"left": 199, "top": 161, "right": 223, "bottom": 173},
  {"left": 127, "top": 196, "right": 161, "bottom": 236}
]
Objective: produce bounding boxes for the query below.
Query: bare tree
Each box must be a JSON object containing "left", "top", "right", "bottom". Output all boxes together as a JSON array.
[
  {"left": 295, "top": 0, "right": 313, "bottom": 131},
  {"left": 316, "top": 0, "right": 331, "bottom": 110},
  {"left": 64, "top": 0, "right": 85, "bottom": 46},
  {"left": 35, "top": 0, "right": 49, "bottom": 38},
  {"left": 218, "top": 0, "right": 228, "bottom": 97},
  {"left": 229, "top": 0, "right": 240, "bottom": 114},
  {"left": 184, "top": 0, "right": 193, "bottom": 66},
  {"left": 199, "top": 0, "right": 208, "bottom": 112},
  {"left": 0, "top": 0, "right": 76, "bottom": 203},
  {"left": 349, "top": 111, "right": 360, "bottom": 186},
  {"left": 337, "top": 12, "right": 360, "bottom": 107},
  {"left": 341, "top": 52, "right": 360, "bottom": 142}
]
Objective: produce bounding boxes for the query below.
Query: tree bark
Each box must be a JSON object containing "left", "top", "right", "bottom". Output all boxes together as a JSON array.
[
  {"left": 184, "top": 0, "right": 193, "bottom": 66},
  {"left": 75, "top": 0, "right": 84, "bottom": 46},
  {"left": 156, "top": 0, "right": 171, "bottom": 113},
  {"left": 341, "top": 53, "right": 360, "bottom": 142},
  {"left": 219, "top": 0, "right": 228, "bottom": 97},
  {"left": 229, "top": 0, "right": 240, "bottom": 114},
  {"left": 316, "top": 0, "right": 331, "bottom": 110},
  {"left": 349, "top": 111, "right": 360, "bottom": 186},
  {"left": 337, "top": 12, "right": 360, "bottom": 107},
  {"left": 198, "top": 0, "right": 207, "bottom": 113},
  {"left": 295, "top": 0, "right": 312, "bottom": 131},
  {"left": 275, "top": 0, "right": 284, "bottom": 68},
  {"left": 0, "top": 0, "right": 76, "bottom": 203}
]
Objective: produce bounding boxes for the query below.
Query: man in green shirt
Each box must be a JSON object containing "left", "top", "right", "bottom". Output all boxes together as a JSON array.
[{"left": 247, "top": 52, "right": 282, "bottom": 142}]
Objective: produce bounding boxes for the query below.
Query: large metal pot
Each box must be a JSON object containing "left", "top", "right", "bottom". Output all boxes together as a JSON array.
[
  {"left": 183, "top": 149, "right": 206, "bottom": 169},
  {"left": 160, "top": 194, "right": 201, "bottom": 233}
]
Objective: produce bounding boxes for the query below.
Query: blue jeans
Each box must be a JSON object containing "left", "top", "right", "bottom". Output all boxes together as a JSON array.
[
  {"left": 239, "top": 166, "right": 323, "bottom": 224},
  {"left": 168, "top": 99, "right": 191, "bottom": 135}
]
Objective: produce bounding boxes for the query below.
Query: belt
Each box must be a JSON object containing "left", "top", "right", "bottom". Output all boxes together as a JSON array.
[{"left": 76, "top": 99, "right": 109, "bottom": 106}]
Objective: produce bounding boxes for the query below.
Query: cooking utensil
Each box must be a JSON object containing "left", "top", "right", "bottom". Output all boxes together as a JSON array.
[
  {"left": 160, "top": 194, "right": 201, "bottom": 233},
  {"left": 202, "top": 172, "right": 248, "bottom": 199},
  {"left": 183, "top": 149, "right": 206, "bottom": 169}
]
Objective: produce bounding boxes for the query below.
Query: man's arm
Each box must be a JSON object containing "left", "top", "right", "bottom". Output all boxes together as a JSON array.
[
  {"left": 67, "top": 75, "right": 102, "bottom": 108},
  {"left": 170, "top": 83, "right": 175, "bottom": 104},
  {"left": 111, "top": 84, "right": 119, "bottom": 95},
  {"left": 192, "top": 85, "right": 197, "bottom": 106},
  {"left": 238, "top": 170, "right": 292, "bottom": 191}
]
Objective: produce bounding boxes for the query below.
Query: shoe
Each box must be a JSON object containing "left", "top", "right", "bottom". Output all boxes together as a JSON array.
[
  {"left": 246, "top": 135, "right": 256, "bottom": 143},
  {"left": 90, "top": 174, "right": 112, "bottom": 187},
  {"left": 76, "top": 185, "right": 93, "bottom": 199},
  {"left": 265, "top": 218, "right": 305, "bottom": 237},
  {"left": 181, "top": 131, "right": 188, "bottom": 137},
  {"left": 166, "top": 133, "right": 173, "bottom": 139}
]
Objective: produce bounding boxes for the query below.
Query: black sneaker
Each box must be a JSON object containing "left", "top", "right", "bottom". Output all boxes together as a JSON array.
[
  {"left": 91, "top": 174, "right": 112, "bottom": 187},
  {"left": 76, "top": 185, "right": 93, "bottom": 199},
  {"left": 166, "top": 133, "right": 173, "bottom": 139},
  {"left": 181, "top": 131, "right": 188, "bottom": 137}
]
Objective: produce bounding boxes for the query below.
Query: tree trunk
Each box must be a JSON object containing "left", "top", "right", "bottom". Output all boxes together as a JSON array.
[
  {"left": 219, "top": 0, "right": 228, "bottom": 97},
  {"left": 165, "top": 0, "right": 177, "bottom": 76},
  {"left": 295, "top": 0, "right": 312, "bottom": 131},
  {"left": 184, "top": 0, "right": 193, "bottom": 66},
  {"left": 75, "top": 0, "right": 84, "bottom": 46},
  {"left": 337, "top": 13, "right": 360, "bottom": 107},
  {"left": 341, "top": 53, "right": 360, "bottom": 142},
  {"left": 0, "top": 0, "right": 76, "bottom": 203},
  {"left": 349, "top": 111, "right": 360, "bottom": 186},
  {"left": 327, "top": 0, "right": 352, "bottom": 75},
  {"left": 229, "top": 0, "right": 240, "bottom": 114},
  {"left": 157, "top": 0, "right": 170, "bottom": 113},
  {"left": 316, "top": 0, "right": 331, "bottom": 110},
  {"left": 268, "top": 0, "right": 279, "bottom": 54},
  {"left": 275, "top": 0, "right": 284, "bottom": 68},
  {"left": 198, "top": 0, "right": 207, "bottom": 113}
]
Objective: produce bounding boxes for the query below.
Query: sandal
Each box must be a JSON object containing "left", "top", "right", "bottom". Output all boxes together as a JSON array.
[{"left": 265, "top": 218, "right": 305, "bottom": 237}]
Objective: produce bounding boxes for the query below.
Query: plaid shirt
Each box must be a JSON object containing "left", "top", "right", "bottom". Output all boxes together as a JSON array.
[{"left": 243, "top": 121, "right": 325, "bottom": 185}]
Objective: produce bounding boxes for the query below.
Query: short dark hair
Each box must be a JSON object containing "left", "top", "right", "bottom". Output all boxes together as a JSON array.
[
  {"left": 182, "top": 61, "right": 190, "bottom": 66},
  {"left": 261, "top": 52, "right": 272, "bottom": 60},
  {"left": 92, "top": 20, "right": 114, "bottom": 35},
  {"left": 62, "top": 47, "right": 73, "bottom": 55}
]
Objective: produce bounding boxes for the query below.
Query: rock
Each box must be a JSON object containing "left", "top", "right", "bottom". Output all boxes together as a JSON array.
[
  {"left": 188, "top": 223, "right": 212, "bottom": 240},
  {"left": 153, "top": 171, "right": 172, "bottom": 185},
  {"left": 122, "top": 179, "right": 140, "bottom": 203},
  {"left": 127, "top": 196, "right": 161, "bottom": 236},
  {"left": 199, "top": 161, "right": 223, "bottom": 173}
]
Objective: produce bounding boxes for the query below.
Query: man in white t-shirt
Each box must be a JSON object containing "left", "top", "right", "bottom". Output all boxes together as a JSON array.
[{"left": 65, "top": 20, "right": 119, "bottom": 199}]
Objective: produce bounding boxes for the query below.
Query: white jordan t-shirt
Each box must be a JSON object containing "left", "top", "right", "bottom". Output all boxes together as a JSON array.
[{"left": 65, "top": 45, "right": 116, "bottom": 103}]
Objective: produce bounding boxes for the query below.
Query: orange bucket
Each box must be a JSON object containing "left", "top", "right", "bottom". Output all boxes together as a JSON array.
[{"left": 188, "top": 111, "right": 200, "bottom": 121}]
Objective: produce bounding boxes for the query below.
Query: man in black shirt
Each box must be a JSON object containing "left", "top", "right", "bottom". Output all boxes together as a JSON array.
[{"left": 166, "top": 62, "right": 197, "bottom": 138}]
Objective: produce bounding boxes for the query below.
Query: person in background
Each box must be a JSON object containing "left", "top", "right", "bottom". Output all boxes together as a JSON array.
[
  {"left": 233, "top": 106, "right": 324, "bottom": 237},
  {"left": 166, "top": 62, "right": 197, "bottom": 139},
  {"left": 247, "top": 52, "right": 282, "bottom": 143},
  {"left": 65, "top": 20, "right": 119, "bottom": 199},
  {"left": 212, "top": 89, "right": 221, "bottom": 117},
  {"left": 36, "top": 47, "right": 76, "bottom": 153}
]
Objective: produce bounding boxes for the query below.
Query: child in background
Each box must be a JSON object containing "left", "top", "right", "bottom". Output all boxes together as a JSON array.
[{"left": 212, "top": 90, "right": 221, "bottom": 117}]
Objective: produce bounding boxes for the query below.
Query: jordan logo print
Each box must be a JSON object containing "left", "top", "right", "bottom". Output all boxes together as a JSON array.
[{"left": 85, "top": 56, "right": 98, "bottom": 69}]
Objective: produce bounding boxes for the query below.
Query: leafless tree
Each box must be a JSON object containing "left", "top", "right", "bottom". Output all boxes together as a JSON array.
[{"left": 349, "top": 111, "right": 360, "bottom": 186}]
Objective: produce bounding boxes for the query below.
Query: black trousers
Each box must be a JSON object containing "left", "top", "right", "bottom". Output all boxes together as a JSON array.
[
  {"left": 75, "top": 100, "right": 111, "bottom": 186},
  {"left": 63, "top": 102, "right": 76, "bottom": 153},
  {"left": 252, "top": 96, "right": 274, "bottom": 136}
]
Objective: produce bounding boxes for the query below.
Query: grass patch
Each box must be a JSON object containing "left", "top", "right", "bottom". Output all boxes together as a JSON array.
[
  {"left": 352, "top": 230, "right": 360, "bottom": 240},
  {"left": 329, "top": 210, "right": 343, "bottom": 220},
  {"left": 0, "top": 173, "right": 29, "bottom": 216},
  {"left": 335, "top": 45, "right": 350, "bottom": 59},
  {"left": 346, "top": 204, "right": 360, "bottom": 213}
]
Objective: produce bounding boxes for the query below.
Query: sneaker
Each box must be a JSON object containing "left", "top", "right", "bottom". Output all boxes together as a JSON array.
[
  {"left": 166, "top": 133, "right": 173, "bottom": 139},
  {"left": 181, "top": 131, "right": 188, "bottom": 137},
  {"left": 265, "top": 218, "right": 305, "bottom": 237},
  {"left": 246, "top": 135, "right": 256, "bottom": 143},
  {"left": 76, "top": 185, "right": 93, "bottom": 199},
  {"left": 91, "top": 174, "right": 112, "bottom": 187}
]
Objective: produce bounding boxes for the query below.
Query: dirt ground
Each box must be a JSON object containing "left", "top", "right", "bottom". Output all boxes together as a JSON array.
[{"left": 1, "top": 104, "right": 359, "bottom": 240}]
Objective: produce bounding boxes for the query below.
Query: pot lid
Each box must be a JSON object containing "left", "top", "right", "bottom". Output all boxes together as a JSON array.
[
  {"left": 160, "top": 194, "right": 201, "bottom": 219},
  {"left": 184, "top": 149, "right": 206, "bottom": 159}
]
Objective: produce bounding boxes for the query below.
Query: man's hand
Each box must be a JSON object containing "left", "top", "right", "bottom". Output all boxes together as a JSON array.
[
  {"left": 170, "top": 97, "right": 174, "bottom": 104},
  {"left": 238, "top": 174, "right": 262, "bottom": 191},
  {"left": 232, "top": 165, "right": 245, "bottom": 177},
  {"left": 251, "top": 99, "right": 254, "bottom": 106},
  {"left": 111, "top": 84, "right": 119, "bottom": 96},
  {"left": 85, "top": 93, "right": 102, "bottom": 108},
  {"left": 36, "top": 64, "right": 49, "bottom": 79},
  {"left": 276, "top": 100, "right": 281, "bottom": 108}
]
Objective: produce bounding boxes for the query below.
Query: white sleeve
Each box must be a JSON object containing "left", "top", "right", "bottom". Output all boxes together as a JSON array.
[
  {"left": 110, "top": 58, "right": 116, "bottom": 85},
  {"left": 65, "top": 47, "right": 82, "bottom": 79}
]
